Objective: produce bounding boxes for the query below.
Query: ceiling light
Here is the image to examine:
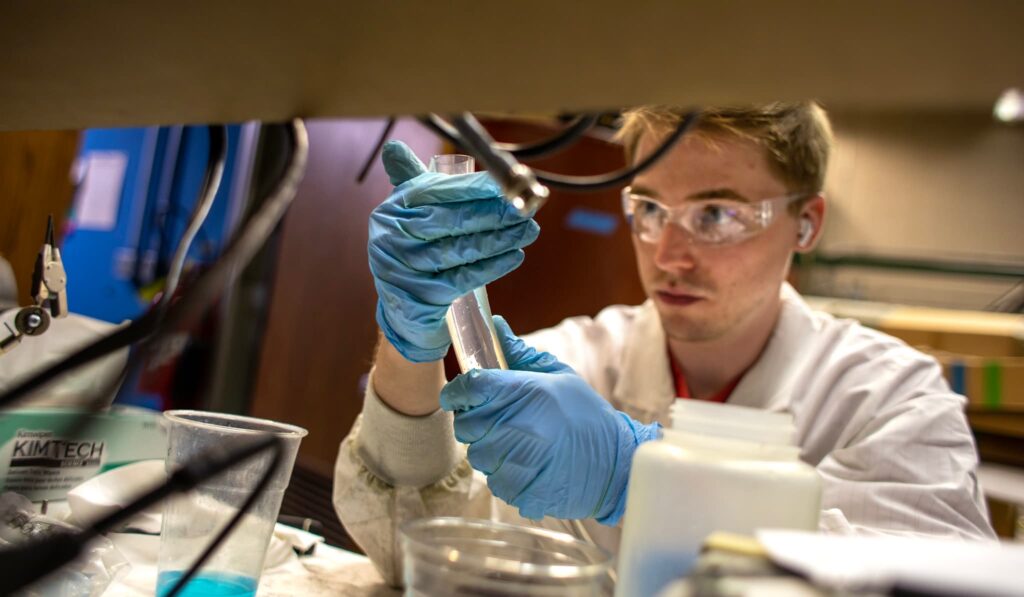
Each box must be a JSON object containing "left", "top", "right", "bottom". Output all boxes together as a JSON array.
[{"left": 993, "top": 88, "right": 1023, "bottom": 123}]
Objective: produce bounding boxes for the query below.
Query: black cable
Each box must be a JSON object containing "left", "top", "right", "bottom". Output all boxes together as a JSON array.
[
  {"left": 423, "top": 110, "right": 700, "bottom": 195},
  {"left": 449, "top": 113, "right": 550, "bottom": 214},
  {"left": 157, "top": 120, "right": 307, "bottom": 334},
  {"left": 0, "top": 121, "right": 307, "bottom": 593},
  {"left": 356, "top": 118, "right": 396, "bottom": 183},
  {"left": 160, "top": 125, "right": 227, "bottom": 312},
  {"left": 0, "top": 308, "right": 156, "bottom": 410},
  {"left": 0, "top": 119, "right": 308, "bottom": 411},
  {"left": 499, "top": 114, "right": 599, "bottom": 159},
  {"left": 533, "top": 110, "right": 699, "bottom": 191},
  {"left": 1, "top": 130, "right": 221, "bottom": 394},
  {"left": 163, "top": 435, "right": 284, "bottom": 597},
  {"left": 422, "top": 113, "right": 599, "bottom": 160},
  {"left": 103, "top": 125, "right": 225, "bottom": 406},
  {"left": 419, "top": 114, "right": 459, "bottom": 148},
  {"left": 108, "top": 125, "right": 226, "bottom": 406},
  {"left": 0, "top": 434, "right": 283, "bottom": 595}
]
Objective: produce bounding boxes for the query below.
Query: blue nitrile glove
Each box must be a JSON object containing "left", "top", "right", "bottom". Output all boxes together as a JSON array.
[
  {"left": 368, "top": 141, "right": 540, "bottom": 362},
  {"left": 439, "top": 316, "right": 662, "bottom": 524}
]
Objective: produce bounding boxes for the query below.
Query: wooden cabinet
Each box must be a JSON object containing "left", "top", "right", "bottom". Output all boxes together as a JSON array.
[{"left": 0, "top": 131, "right": 79, "bottom": 305}]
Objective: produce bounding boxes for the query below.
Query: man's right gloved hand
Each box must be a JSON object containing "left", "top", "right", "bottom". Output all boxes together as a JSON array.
[{"left": 368, "top": 140, "right": 540, "bottom": 362}]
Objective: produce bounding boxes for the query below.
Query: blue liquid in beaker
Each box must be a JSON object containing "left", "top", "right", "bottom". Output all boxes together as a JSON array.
[{"left": 157, "top": 570, "right": 258, "bottom": 597}]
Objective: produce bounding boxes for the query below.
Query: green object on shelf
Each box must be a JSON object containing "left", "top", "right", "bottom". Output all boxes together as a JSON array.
[{"left": 983, "top": 361, "right": 1003, "bottom": 409}]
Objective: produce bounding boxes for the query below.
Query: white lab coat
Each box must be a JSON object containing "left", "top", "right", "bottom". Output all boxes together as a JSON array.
[
  {"left": 0, "top": 310, "right": 127, "bottom": 407},
  {"left": 333, "top": 284, "right": 995, "bottom": 586}
]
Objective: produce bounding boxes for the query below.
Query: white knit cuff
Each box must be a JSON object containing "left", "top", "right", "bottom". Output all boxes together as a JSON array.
[{"left": 355, "top": 370, "right": 462, "bottom": 488}]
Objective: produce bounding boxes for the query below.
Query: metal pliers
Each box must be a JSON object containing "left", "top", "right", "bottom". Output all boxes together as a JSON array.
[
  {"left": 0, "top": 217, "right": 68, "bottom": 354},
  {"left": 28, "top": 216, "right": 68, "bottom": 323}
]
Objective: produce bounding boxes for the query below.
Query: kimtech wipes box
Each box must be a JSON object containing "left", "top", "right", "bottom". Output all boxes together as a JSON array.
[{"left": 0, "top": 406, "right": 167, "bottom": 501}]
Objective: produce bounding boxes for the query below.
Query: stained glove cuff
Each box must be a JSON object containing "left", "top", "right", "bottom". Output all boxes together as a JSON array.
[
  {"left": 595, "top": 417, "right": 662, "bottom": 526},
  {"left": 376, "top": 302, "right": 449, "bottom": 363},
  {"left": 634, "top": 419, "right": 663, "bottom": 445}
]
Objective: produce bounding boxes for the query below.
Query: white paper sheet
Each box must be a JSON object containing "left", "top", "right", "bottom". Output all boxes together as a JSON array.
[
  {"left": 979, "top": 463, "right": 1024, "bottom": 505},
  {"left": 74, "top": 151, "right": 127, "bottom": 231},
  {"left": 758, "top": 530, "right": 1024, "bottom": 597}
]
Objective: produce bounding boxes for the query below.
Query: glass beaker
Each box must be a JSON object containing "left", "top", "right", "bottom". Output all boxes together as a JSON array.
[
  {"left": 427, "top": 153, "right": 474, "bottom": 176},
  {"left": 428, "top": 154, "right": 509, "bottom": 372},
  {"left": 401, "top": 517, "right": 613, "bottom": 596},
  {"left": 156, "top": 410, "right": 307, "bottom": 597}
]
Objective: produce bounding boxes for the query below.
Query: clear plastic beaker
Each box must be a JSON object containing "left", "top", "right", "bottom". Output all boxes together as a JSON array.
[
  {"left": 401, "top": 517, "right": 613, "bottom": 596},
  {"left": 156, "top": 410, "right": 307, "bottom": 597},
  {"left": 427, "top": 153, "right": 474, "bottom": 175},
  {"left": 428, "top": 154, "right": 509, "bottom": 372}
]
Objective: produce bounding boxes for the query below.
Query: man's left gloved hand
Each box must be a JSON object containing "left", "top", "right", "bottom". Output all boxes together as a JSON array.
[{"left": 439, "top": 316, "right": 661, "bottom": 524}]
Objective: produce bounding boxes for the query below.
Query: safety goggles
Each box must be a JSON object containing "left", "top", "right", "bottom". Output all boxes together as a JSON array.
[{"left": 621, "top": 187, "right": 806, "bottom": 246}]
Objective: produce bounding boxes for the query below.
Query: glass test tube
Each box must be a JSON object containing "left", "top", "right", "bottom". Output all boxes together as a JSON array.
[{"left": 429, "top": 154, "right": 509, "bottom": 373}]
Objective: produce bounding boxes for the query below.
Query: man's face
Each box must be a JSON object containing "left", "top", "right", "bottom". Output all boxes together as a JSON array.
[{"left": 630, "top": 132, "right": 808, "bottom": 343}]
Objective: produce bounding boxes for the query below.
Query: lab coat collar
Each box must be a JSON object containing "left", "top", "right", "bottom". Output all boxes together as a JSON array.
[
  {"left": 725, "top": 283, "right": 820, "bottom": 413},
  {"left": 611, "top": 283, "right": 819, "bottom": 424},
  {"left": 611, "top": 300, "right": 675, "bottom": 426}
]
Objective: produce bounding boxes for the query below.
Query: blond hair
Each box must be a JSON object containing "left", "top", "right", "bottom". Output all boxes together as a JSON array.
[{"left": 617, "top": 102, "right": 833, "bottom": 199}]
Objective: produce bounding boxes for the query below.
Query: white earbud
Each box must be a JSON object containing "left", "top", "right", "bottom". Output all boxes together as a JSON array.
[{"left": 798, "top": 217, "right": 814, "bottom": 247}]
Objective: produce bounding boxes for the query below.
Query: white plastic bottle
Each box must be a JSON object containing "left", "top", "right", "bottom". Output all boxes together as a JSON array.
[{"left": 615, "top": 400, "right": 821, "bottom": 597}]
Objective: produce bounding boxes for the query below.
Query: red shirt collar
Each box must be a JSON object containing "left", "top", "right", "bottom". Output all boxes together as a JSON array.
[{"left": 668, "top": 348, "right": 740, "bottom": 403}]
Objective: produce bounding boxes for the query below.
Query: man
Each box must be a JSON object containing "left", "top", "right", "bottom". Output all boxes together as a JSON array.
[{"left": 334, "top": 103, "right": 995, "bottom": 585}]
